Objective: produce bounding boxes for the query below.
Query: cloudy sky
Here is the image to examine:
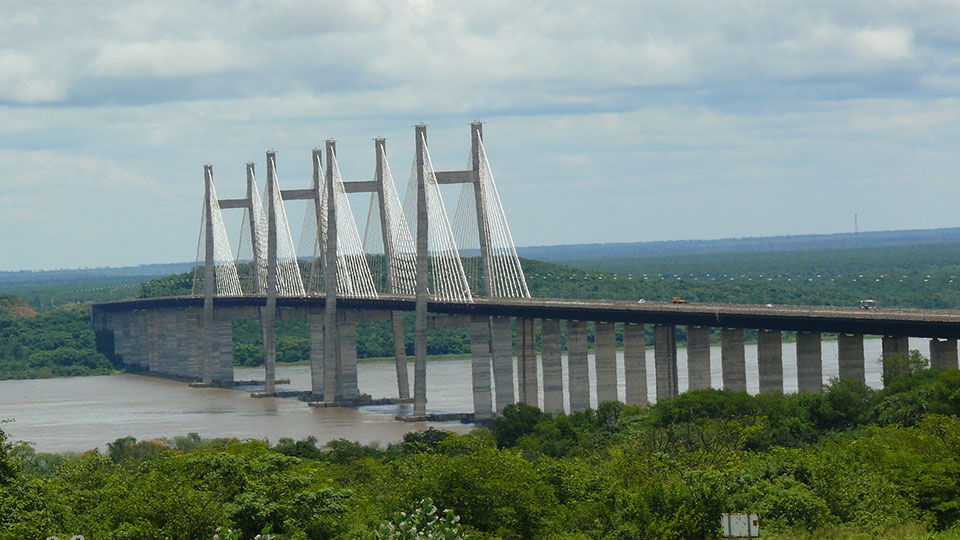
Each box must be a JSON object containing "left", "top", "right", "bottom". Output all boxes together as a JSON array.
[{"left": 2, "top": 1, "right": 959, "bottom": 270}]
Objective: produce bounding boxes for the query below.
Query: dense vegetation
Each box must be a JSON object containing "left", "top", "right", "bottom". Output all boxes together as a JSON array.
[
  {"left": 0, "top": 296, "right": 113, "bottom": 379},
  {"left": 3, "top": 363, "right": 960, "bottom": 539}
]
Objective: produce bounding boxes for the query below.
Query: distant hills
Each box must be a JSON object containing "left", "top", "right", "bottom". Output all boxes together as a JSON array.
[
  {"left": 4, "top": 227, "right": 960, "bottom": 286},
  {"left": 516, "top": 227, "right": 960, "bottom": 261}
]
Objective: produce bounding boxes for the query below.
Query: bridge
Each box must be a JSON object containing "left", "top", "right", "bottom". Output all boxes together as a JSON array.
[{"left": 90, "top": 122, "right": 960, "bottom": 421}]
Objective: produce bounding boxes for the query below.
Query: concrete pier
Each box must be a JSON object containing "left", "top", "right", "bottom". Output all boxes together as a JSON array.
[
  {"left": 541, "top": 319, "right": 564, "bottom": 413},
  {"left": 185, "top": 309, "right": 202, "bottom": 378},
  {"left": 930, "top": 338, "right": 959, "bottom": 370},
  {"left": 158, "top": 310, "right": 176, "bottom": 375},
  {"left": 838, "top": 333, "right": 865, "bottom": 383},
  {"left": 175, "top": 309, "right": 189, "bottom": 377},
  {"left": 491, "top": 316, "right": 515, "bottom": 411},
  {"left": 594, "top": 321, "right": 618, "bottom": 404},
  {"left": 623, "top": 322, "right": 646, "bottom": 405},
  {"left": 337, "top": 320, "right": 359, "bottom": 400},
  {"left": 757, "top": 329, "right": 783, "bottom": 393},
  {"left": 567, "top": 320, "right": 590, "bottom": 411},
  {"left": 721, "top": 328, "right": 746, "bottom": 392},
  {"left": 518, "top": 318, "right": 538, "bottom": 406},
  {"left": 881, "top": 335, "right": 910, "bottom": 383},
  {"left": 214, "top": 317, "right": 234, "bottom": 383},
  {"left": 686, "top": 326, "right": 711, "bottom": 390},
  {"left": 391, "top": 312, "right": 410, "bottom": 400},
  {"left": 470, "top": 315, "right": 493, "bottom": 420},
  {"left": 654, "top": 324, "right": 678, "bottom": 401},
  {"left": 309, "top": 310, "right": 324, "bottom": 398},
  {"left": 796, "top": 331, "right": 822, "bottom": 392}
]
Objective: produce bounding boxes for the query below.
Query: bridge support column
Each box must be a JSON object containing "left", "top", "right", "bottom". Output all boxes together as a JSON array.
[
  {"left": 796, "top": 332, "right": 822, "bottom": 392},
  {"left": 838, "top": 333, "right": 865, "bottom": 383},
  {"left": 686, "top": 326, "right": 711, "bottom": 390},
  {"left": 470, "top": 315, "right": 493, "bottom": 420},
  {"left": 175, "top": 308, "right": 190, "bottom": 377},
  {"left": 655, "top": 324, "right": 678, "bottom": 401},
  {"left": 215, "top": 317, "right": 234, "bottom": 383},
  {"left": 623, "top": 322, "right": 646, "bottom": 405},
  {"left": 518, "top": 318, "right": 538, "bottom": 407},
  {"left": 491, "top": 316, "right": 515, "bottom": 412},
  {"left": 541, "top": 319, "right": 564, "bottom": 413},
  {"left": 147, "top": 310, "right": 159, "bottom": 373},
  {"left": 567, "top": 320, "right": 590, "bottom": 412},
  {"left": 309, "top": 309, "right": 324, "bottom": 398},
  {"left": 185, "top": 309, "right": 202, "bottom": 379},
  {"left": 757, "top": 329, "right": 783, "bottom": 393},
  {"left": 114, "top": 312, "right": 129, "bottom": 366},
  {"left": 158, "top": 310, "right": 177, "bottom": 375},
  {"left": 132, "top": 311, "right": 148, "bottom": 368},
  {"left": 930, "top": 338, "right": 958, "bottom": 370},
  {"left": 721, "top": 328, "right": 746, "bottom": 392},
  {"left": 337, "top": 318, "right": 359, "bottom": 400},
  {"left": 595, "top": 321, "right": 618, "bottom": 404},
  {"left": 881, "top": 335, "right": 910, "bottom": 384},
  {"left": 391, "top": 312, "right": 410, "bottom": 400}
]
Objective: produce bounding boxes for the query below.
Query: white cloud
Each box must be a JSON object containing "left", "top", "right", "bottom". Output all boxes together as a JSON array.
[
  {"left": 88, "top": 39, "right": 242, "bottom": 79},
  {"left": 0, "top": 52, "right": 66, "bottom": 103}
]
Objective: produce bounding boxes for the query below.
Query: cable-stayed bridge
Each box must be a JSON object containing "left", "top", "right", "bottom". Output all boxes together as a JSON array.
[{"left": 91, "top": 123, "right": 960, "bottom": 421}]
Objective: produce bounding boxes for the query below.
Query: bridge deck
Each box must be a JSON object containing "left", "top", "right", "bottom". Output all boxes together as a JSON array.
[{"left": 91, "top": 295, "right": 960, "bottom": 339}]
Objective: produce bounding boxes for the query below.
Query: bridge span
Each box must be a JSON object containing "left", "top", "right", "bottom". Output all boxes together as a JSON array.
[{"left": 91, "top": 294, "right": 960, "bottom": 420}]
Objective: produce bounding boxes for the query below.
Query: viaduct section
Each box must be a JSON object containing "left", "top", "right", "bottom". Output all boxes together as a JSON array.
[{"left": 90, "top": 123, "right": 960, "bottom": 421}]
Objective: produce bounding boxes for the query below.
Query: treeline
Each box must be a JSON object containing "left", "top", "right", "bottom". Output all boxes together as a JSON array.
[
  {"left": 3, "top": 365, "right": 960, "bottom": 539},
  {"left": 0, "top": 296, "right": 113, "bottom": 380}
]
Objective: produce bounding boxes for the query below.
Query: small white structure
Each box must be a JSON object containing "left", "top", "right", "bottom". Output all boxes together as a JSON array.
[{"left": 721, "top": 513, "right": 759, "bottom": 538}]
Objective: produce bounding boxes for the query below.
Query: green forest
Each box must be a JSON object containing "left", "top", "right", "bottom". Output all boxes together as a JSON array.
[{"left": 3, "top": 363, "right": 960, "bottom": 539}]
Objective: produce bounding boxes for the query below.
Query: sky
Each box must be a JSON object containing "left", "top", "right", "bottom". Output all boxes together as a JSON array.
[{"left": 2, "top": 1, "right": 960, "bottom": 271}]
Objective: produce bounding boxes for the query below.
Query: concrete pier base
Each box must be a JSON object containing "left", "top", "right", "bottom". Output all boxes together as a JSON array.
[
  {"left": 470, "top": 315, "right": 493, "bottom": 420},
  {"left": 518, "top": 318, "right": 538, "bottom": 406},
  {"left": 686, "top": 326, "right": 711, "bottom": 390},
  {"left": 595, "top": 321, "right": 618, "bottom": 404},
  {"left": 541, "top": 319, "right": 564, "bottom": 413},
  {"left": 567, "top": 320, "right": 590, "bottom": 412},
  {"left": 491, "top": 316, "right": 515, "bottom": 412},
  {"left": 930, "top": 338, "right": 959, "bottom": 370},
  {"left": 623, "top": 323, "right": 646, "bottom": 405},
  {"left": 721, "top": 328, "right": 746, "bottom": 392},
  {"left": 757, "top": 329, "right": 783, "bottom": 393},
  {"left": 838, "top": 333, "right": 865, "bottom": 383},
  {"left": 796, "top": 332, "right": 822, "bottom": 393},
  {"left": 148, "top": 311, "right": 159, "bottom": 373},
  {"left": 654, "top": 324, "right": 678, "bottom": 401}
]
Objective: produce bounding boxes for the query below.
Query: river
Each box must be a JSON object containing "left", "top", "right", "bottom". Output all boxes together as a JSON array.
[{"left": 0, "top": 336, "right": 918, "bottom": 453}]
